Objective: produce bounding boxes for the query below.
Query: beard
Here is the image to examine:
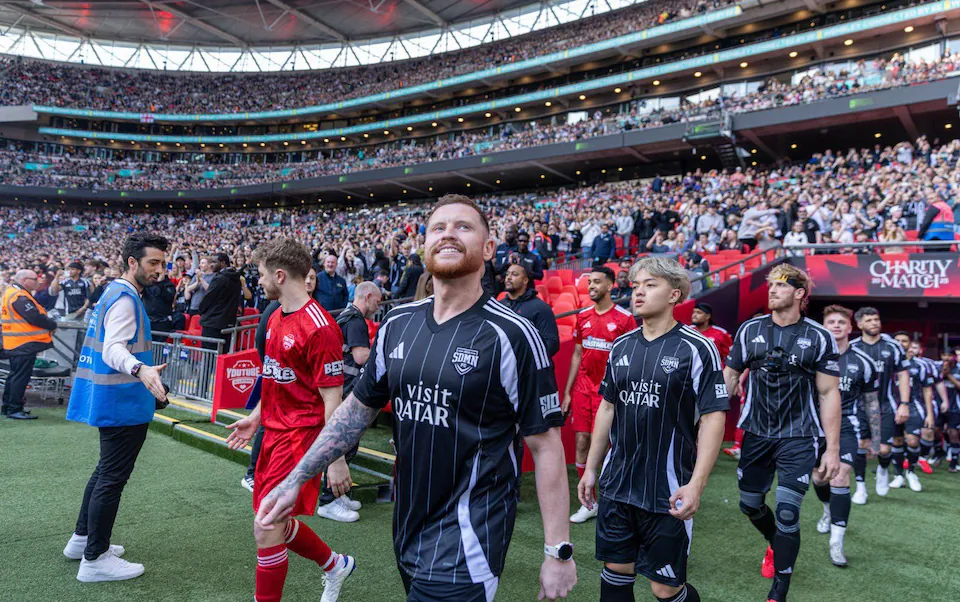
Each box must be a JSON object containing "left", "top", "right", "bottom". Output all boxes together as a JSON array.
[
  {"left": 134, "top": 265, "right": 158, "bottom": 288},
  {"left": 426, "top": 241, "right": 484, "bottom": 280},
  {"left": 863, "top": 325, "right": 881, "bottom": 336},
  {"left": 262, "top": 280, "right": 281, "bottom": 300}
]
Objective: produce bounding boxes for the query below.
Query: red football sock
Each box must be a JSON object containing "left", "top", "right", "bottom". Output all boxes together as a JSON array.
[
  {"left": 284, "top": 519, "right": 337, "bottom": 571},
  {"left": 733, "top": 428, "right": 744, "bottom": 449},
  {"left": 576, "top": 463, "right": 585, "bottom": 480},
  {"left": 255, "top": 544, "right": 288, "bottom": 602}
]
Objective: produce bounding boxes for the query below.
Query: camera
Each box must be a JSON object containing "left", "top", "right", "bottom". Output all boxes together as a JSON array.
[{"left": 762, "top": 348, "right": 786, "bottom": 373}]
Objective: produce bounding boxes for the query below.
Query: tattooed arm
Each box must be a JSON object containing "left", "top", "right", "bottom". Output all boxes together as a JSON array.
[
  {"left": 863, "top": 391, "right": 881, "bottom": 456},
  {"left": 255, "top": 394, "right": 379, "bottom": 528}
]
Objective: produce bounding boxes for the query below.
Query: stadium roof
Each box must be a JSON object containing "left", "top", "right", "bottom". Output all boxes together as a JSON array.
[{"left": 0, "top": 0, "right": 648, "bottom": 71}]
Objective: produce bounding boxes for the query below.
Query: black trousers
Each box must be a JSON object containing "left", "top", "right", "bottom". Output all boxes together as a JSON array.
[
  {"left": 1, "top": 353, "right": 36, "bottom": 415},
  {"left": 201, "top": 326, "right": 227, "bottom": 351},
  {"left": 75, "top": 423, "right": 150, "bottom": 560},
  {"left": 245, "top": 425, "right": 265, "bottom": 479}
]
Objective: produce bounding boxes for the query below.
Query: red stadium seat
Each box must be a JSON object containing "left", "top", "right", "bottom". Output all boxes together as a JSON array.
[
  {"left": 545, "top": 276, "right": 564, "bottom": 297},
  {"left": 557, "top": 325, "right": 574, "bottom": 341},
  {"left": 576, "top": 276, "right": 590, "bottom": 295},
  {"left": 553, "top": 303, "right": 577, "bottom": 328},
  {"left": 535, "top": 285, "right": 551, "bottom": 304},
  {"left": 552, "top": 292, "right": 576, "bottom": 308},
  {"left": 561, "top": 285, "right": 579, "bottom": 304}
]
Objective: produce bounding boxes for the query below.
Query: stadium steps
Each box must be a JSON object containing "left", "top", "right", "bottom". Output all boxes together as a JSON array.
[{"left": 150, "top": 396, "right": 396, "bottom": 504}]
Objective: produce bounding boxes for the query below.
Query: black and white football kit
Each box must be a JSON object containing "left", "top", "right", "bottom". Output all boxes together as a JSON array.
[
  {"left": 825, "top": 346, "right": 876, "bottom": 467},
  {"left": 850, "top": 334, "right": 909, "bottom": 444},
  {"left": 61, "top": 277, "right": 90, "bottom": 314},
  {"left": 903, "top": 358, "right": 934, "bottom": 436},
  {"left": 942, "top": 361, "right": 960, "bottom": 430},
  {"left": 352, "top": 295, "right": 562, "bottom": 602},
  {"left": 595, "top": 323, "right": 727, "bottom": 587}
]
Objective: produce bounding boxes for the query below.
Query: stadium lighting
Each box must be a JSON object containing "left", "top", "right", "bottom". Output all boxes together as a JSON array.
[
  {"left": 431, "top": 122, "right": 438, "bottom": 127},
  {"left": 370, "top": 193, "right": 374, "bottom": 197},
  {"left": 740, "top": 62, "right": 748, "bottom": 68},
  {"left": 601, "top": 169, "right": 607, "bottom": 174},
  {"left": 242, "top": 143, "right": 248, "bottom": 147},
  {"left": 844, "top": 39, "right": 854, "bottom": 46},
  {"left": 407, "top": 126, "right": 413, "bottom": 131},
  {"left": 428, "top": 187, "right": 433, "bottom": 191},
  {"left": 789, "top": 51, "right": 798, "bottom": 58},
  {"left": 323, "top": 138, "right": 329, "bottom": 142},
  {"left": 341, "top": 136, "right": 346, "bottom": 141},
  {"left": 693, "top": 71, "right": 702, "bottom": 78},
  {"left": 541, "top": 174, "right": 546, "bottom": 179},
  {"left": 578, "top": 94, "right": 586, "bottom": 100},
  {"left": 700, "top": 155, "right": 707, "bottom": 160},
  {"left": 874, "top": 132, "right": 882, "bottom": 138},
  {"left": 260, "top": 142, "right": 266, "bottom": 146},
  {"left": 363, "top": 133, "right": 369, "bottom": 138},
  {"left": 751, "top": 148, "right": 757, "bottom": 154},
  {"left": 110, "top": 139, "right": 115, "bottom": 143},
  {"left": 457, "top": 117, "right": 464, "bottom": 122},
  {"left": 904, "top": 26, "right": 914, "bottom": 33},
  {"left": 301, "top": 140, "right": 306, "bottom": 144},
  {"left": 200, "top": 143, "right": 205, "bottom": 147},
  {"left": 618, "top": 167, "right": 623, "bottom": 172},
  {"left": 515, "top": 107, "right": 522, "bottom": 112},
  {"left": 652, "top": 80, "right": 660, "bottom": 86},
  {"left": 176, "top": 143, "right": 181, "bottom": 147},
  {"left": 575, "top": 171, "right": 581, "bottom": 175},
  {"left": 383, "top": 130, "right": 390, "bottom": 135},
  {"left": 466, "top": 183, "right": 471, "bottom": 187},
  {"left": 791, "top": 143, "right": 798, "bottom": 149},
  {"left": 544, "top": 101, "right": 552, "bottom": 107},
  {"left": 614, "top": 88, "right": 622, "bottom": 94},
  {"left": 495, "top": 179, "right": 501, "bottom": 184},
  {"left": 219, "top": 143, "right": 224, "bottom": 148},
  {"left": 485, "top": 113, "right": 492, "bottom": 118},
  {"left": 403, "top": 190, "right": 407, "bottom": 193},
  {"left": 946, "top": 124, "right": 953, "bottom": 129}
]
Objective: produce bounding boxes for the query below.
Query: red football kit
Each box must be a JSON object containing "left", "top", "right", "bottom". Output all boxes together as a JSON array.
[
  {"left": 254, "top": 298, "right": 344, "bottom": 517},
  {"left": 699, "top": 324, "right": 732, "bottom": 366},
  {"left": 571, "top": 303, "right": 636, "bottom": 433}
]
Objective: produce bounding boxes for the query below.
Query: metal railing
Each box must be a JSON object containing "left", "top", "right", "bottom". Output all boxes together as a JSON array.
[
  {"left": 151, "top": 331, "right": 225, "bottom": 404},
  {"left": 781, "top": 240, "right": 957, "bottom": 252}
]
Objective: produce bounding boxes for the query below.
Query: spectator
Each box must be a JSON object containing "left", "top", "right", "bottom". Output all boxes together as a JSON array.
[
  {"left": 315, "top": 254, "right": 348, "bottom": 312},
  {"left": 185, "top": 258, "right": 214, "bottom": 316},
  {"left": 198, "top": 252, "right": 242, "bottom": 351},
  {"left": 590, "top": 223, "right": 616, "bottom": 265},
  {"left": 783, "top": 220, "right": 810, "bottom": 257},
  {"left": 499, "top": 231, "right": 545, "bottom": 281},
  {"left": 393, "top": 254, "right": 424, "bottom": 299},
  {"left": 143, "top": 271, "right": 182, "bottom": 339},
  {"left": 878, "top": 219, "right": 907, "bottom": 253},
  {"left": 50, "top": 261, "right": 91, "bottom": 319}
]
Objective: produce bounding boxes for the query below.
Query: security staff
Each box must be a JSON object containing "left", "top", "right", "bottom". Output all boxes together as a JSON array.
[
  {"left": 1, "top": 270, "right": 57, "bottom": 419},
  {"left": 64, "top": 234, "right": 170, "bottom": 583}
]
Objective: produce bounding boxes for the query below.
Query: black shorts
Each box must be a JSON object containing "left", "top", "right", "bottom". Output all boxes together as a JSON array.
[
  {"left": 946, "top": 411, "right": 960, "bottom": 430},
  {"left": 882, "top": 411, "right": 903, "bottom": 444},
  {"left": 905, "top": 401, "right": 927, "bottom": 436},
  {"left": 837, "top": 417, "right": 861, "bottom": 466},
  {"left": 738, "top": 433, "right": 818, "bottom": 494},
  {"left": 400, "top": 571, "right": 498, "bottom": 602},
  {"left": 595, "top": 498, "right": 691, "bottom": 587}
]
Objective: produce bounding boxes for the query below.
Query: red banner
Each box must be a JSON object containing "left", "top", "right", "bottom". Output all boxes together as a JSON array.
[
  {"left": 788, "top": 253, "right": 960, "bottom": 298},
  {"left": 212, "top": 349, "right": 262, "bottom": 420}
]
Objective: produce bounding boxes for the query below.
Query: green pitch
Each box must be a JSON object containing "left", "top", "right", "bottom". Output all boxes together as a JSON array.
[{"left": 2, "top": 407, "right": 958, "bottom": 601}]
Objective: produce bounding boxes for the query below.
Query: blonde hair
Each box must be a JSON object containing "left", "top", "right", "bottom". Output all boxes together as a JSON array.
[
  {"left": 768, "top": 264, "right": 813, "bottom": 309},
  {"left": 628, "top": 256, "right": 690, "bottom": 303}
]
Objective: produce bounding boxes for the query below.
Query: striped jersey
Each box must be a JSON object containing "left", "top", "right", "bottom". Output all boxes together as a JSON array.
[
  {"left": 850, "top": 334, "right": 909, "bottom": 414},
  {"left": 836, "top": 345, "right": 877, "bottom": 417},
  {"left": 352, "top": 294, "right": 562, "bottom": 584},
  {"left": 905, "top": 357, "right": 935, "bottom": 405},
  {"left": 598, "top": 323, "right": 728, "bottom": 513},
  {"left": 942, "top": 361, "right": 960, "bottom": 412},
  {"left": 727, "top": 315, "right": 839, "bottom": 439}
]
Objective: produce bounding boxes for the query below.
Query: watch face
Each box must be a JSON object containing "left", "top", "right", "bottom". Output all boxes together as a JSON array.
[{"left": 558, "top": 544, "right": 574, "bottom": 561}]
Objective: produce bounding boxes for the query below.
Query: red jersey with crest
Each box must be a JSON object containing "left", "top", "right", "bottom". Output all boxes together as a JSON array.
[
  {"left": 573, "top": 304, "right": 636, "bottom": 395},
  {"left": 260, "top": 298, "right": 344, "bottom": 431}
]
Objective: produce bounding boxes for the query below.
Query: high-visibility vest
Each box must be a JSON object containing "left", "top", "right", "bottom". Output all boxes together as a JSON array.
[
  {"left": 923, "top": 201, "right": 956, "bottom": 241},
  {"left": 1, "top": 285, "right": 53, "bottom": 352},
  {"left": 66, "top": 280, "right": 155, "bottom": 428}
]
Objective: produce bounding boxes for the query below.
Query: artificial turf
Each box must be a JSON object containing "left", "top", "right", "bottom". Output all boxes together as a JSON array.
[{"left": 2, "top": 406, "right": 959, "bottom": 601}]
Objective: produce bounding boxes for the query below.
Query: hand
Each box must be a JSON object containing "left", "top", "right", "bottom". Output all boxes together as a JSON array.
[
  {"left": 941, "top": 401, "right": 950, "bottom": 415},
  {"left": 327, "top": 457, "right": 352, "bottom": 498},
  {"left": 577, "top": 469, "right": 597, "bottom": 509},
  {"left": 816, "top": 449, "right": 841, "bottom": 482},
  {"left": 225, "top": 416, "right": 260, "bottom": 450},
  {"left": 561, "top": 392, "right": 573, "bottom": 415},
  {"left": 668, "top": 482, "right": 702, "bottom": 521},
  {"left": 538, "top": 556, "right": 577, "bottom": 601},
  {"left": 924, "top": 414, "right": 935, "bottom": 430},
  {"left": 137, "top": 363, "right": 167, "bottom": 401},
  {"left": 896, "top": 403, "right": 910, "bottom": 425},
  {"left": 255, "top": 481, "right": 300, "bottom": 530}
]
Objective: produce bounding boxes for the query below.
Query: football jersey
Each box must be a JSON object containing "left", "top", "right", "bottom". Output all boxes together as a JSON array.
[
  {"left": 727, "top": 315, "right": 839, "bottom": 439},
  {"left": 62, "top": 278, "right": 90, "bottom": 313},
  {"left": 904, "top": 357, "right": 934, "bottom": 404},
  {"left": 352, "top": 295, "right": 561, "bottom": 584},
  {"left": 837, "top": 346, "right": 877, "bottom": 417},
  {"left": 942, "top": 361, "right": 960, "bottom": 411},
  {"left": 598, "top": 323, "right": 727, "bottom": 513},
  {"left": 573, "top": 304, "right": 636, "bottom": 395},
  {"left": 918, "top": 357, "right": 944, "bottom": 405},
  {"left": 260, "top": 299, "right": 344, "bottom": 431},
  {"left": 850, "top": 334, "right": 909, "bottom": 414},
  {"left": 700, "top": 325, "right": 733, "bottom": 365}
]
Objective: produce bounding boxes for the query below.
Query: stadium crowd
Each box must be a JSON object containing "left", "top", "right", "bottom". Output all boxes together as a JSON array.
[
  {"left": 3, "top": 49, "right": 958, "bottom": 192},
  {"left": 0, "top": 0, "right": 729, "bottom": 115},
  {"left": 2, "top": 135, "right": 956, "bottom": 315}
]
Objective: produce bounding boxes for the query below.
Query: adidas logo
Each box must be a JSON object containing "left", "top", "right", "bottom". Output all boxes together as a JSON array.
[
  {"left": 389, "top": 342, "right": 405, "bottom": 360},
  {"left": 841, "top": 453, "right": 854, "bottom": 462},
  {"left": 751, "top": 335, "right": 766, "bottom": 344},
  {"left": 780, "top": 567, "right": 793, "bottom": 575},
  {"left": 655, "top": 565, "right": 677, "bottom": 580},
  {"left": 616, "top": 355, "right": 631, "bottom": 367},
  {"left": 796, "top": 474, "right": 810, "bottom": 485}
]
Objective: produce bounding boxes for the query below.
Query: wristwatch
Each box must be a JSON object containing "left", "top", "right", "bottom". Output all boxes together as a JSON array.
[
  {"left": 130, "top": 362, "right": 145, "bottom": 377},
  {"left": 544, "top": 542, "right": 574, "bottom": 561}
]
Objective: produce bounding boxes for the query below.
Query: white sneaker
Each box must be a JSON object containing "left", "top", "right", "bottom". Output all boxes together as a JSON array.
[
  {"left": 906, "top": 471, "right": 922, "bottom": 492},
  {"left": 317, "top": 497, "right": 360, "bottom": 523},
  {"left": 829, "top": 541, "right": 848, "bottom": 567},
  {"left": 320, "top": 554, "right": 356, "bottom": 602},
  {"left": 241, "top": 476, "right": 254, "bottom": 493},
  {"left": 63, "top": 534, "right": 125, "bottom": 560},
  {"left": 889, "top": 475, "right": 906, "bottom": 489},
  {"left": 569, "top": 504, "right": 598, "bottom": 524},
  {"left": 816, "top": 512, "right": 831, "bottom": 534},
  {"left": 77, "top": 551, "right": 144, "bottom": 582},
  {"left": 852, "top": 483, "right": 868, "bottom": 505},
  {"left": 876, "top": 467, "right": 890, "bottom": 496},
  {"left": 341, "top": 496, "right": 362, "bottom": 511}
]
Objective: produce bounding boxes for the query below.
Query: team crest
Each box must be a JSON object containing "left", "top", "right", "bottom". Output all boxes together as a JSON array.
[
  {"left": 607, "top": 322, "right": 617, "bottom": 332},
  {"left": 282, "top": 333, "right": 296, "bottom": 351},
  {"left": 881, "top": 350, "right": 891, "bottom": 358},
  {"left": 797, "top": 337, "right": 812, "bottom": 350},
  {"left": 452, "top": 347, "right": 480, "bottom": 376},
  {"left": 660, "top": 356, "right": 680, "bottom": 374},
  {"left": 847, "top": 364, "right": 859, "bottom": 373}
]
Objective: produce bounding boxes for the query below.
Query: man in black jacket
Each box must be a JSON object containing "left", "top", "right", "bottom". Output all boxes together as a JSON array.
[
  {"left": 1, "top": 270, "right": 57, "bottom": 419},
  {"left": 392, "top": 253, "right": 424, "bottom": 299},
  {"left": 143, "top": 271, "right": 183, "bottom": 341},
  {"left": 198, "top": 253, "right": 242, "bottom": 351},
  {"left": 497, "top": 231, "right": 545, "bottom": 281},
  {"left": 499, "top": 264, "right": 559, "bottom": 360}
]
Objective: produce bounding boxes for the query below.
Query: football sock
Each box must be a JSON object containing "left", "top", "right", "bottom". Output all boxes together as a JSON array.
[
  {"left": 773, "top": 487, "right": 802, "bottom": 579},
  {"left": 600, "top": 567, "right": 635, "bottom": 602},
  {"left": 656, "top": 583, "right": 700, "bottom": 602},
  {"left": 950, "top": 446, "right": 960, "bottom": 469},
  {"left": 255, "top": 544, "right": 288, "bottom": 602},
  {"left": 919, "top": 439, "right": 934, "bottom": 460},
  {"left": 813, "top": 481, "right": 830, "bottom": 514},
  {"left": 829, "top": 486, "right": 850, "bottom": 533},
  {"left": 744, "top": 504, "right": 776, "bottom": 544},
  {"left": 891, "top": 446, "right": 905, "bottom": 475},
  {"left": 878, "top": 452, "right": 892, "bottom": 469},
  {"left": 768, "top": 575, "right": 790, "bottom": 602},
  {"left": 854, "top": 449, "right": 867, "bottom": 482},
  {"left": 733, "top": 428, "right": 744, "bottom": 449},
  {"left": 906, "top": 446, "right": 920, "bottom": 471},
  {"left": 576, "top": 463, "right": 586, "bottom": 480},
  {"left": 284, "top": 519, "right": 337, "bottom": 570}
]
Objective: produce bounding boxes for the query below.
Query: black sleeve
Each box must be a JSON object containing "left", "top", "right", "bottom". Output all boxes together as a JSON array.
[
  {"left": 338, "top": 278, "right": 349, "bottom": 306},
  {"left": 12, "top": 296, "right": 57, "bottom": 331},
  {"left": 532, "top": 301, "right": 560, "bottom": 358},
  {"left": 528, "top": 256, "right": 544, "bottom": 281},
  {"left": 254, "top": 301, "right": 280, "bottom": 361},
  {"left": 343, "top": 316, "right": 371, "bottom": 350},
  {"left": 198, "top": 275, "right": 223, "bottom": 314},
  {"left": 917, "top": 205, "right": 940, "bottom": 239}
]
